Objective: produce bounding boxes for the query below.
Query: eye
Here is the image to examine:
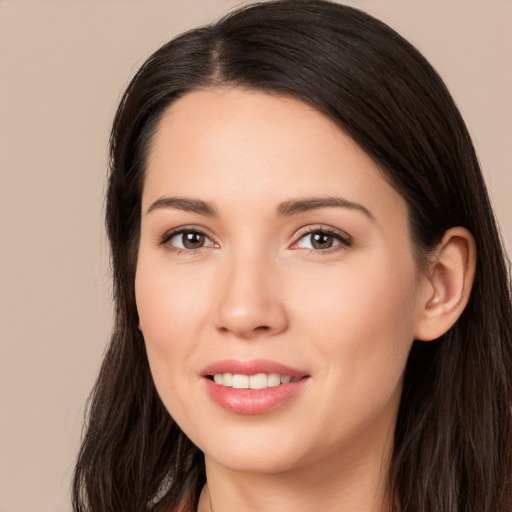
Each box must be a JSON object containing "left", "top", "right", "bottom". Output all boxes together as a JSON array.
[
  {"left": 161, "top": 228, "right": 217, "bottom": 252},
  {"left": 294, "top": 227, "right": 352, "bottom": 252}
]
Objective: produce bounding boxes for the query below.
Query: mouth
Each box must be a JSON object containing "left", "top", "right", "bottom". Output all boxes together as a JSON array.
[{"left": 201, "top": 359, "right": 310, "bottom": 414}]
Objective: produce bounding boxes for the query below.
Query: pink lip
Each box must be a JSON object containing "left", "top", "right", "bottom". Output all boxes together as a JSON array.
[
  {"left": 201, "top": 359, "right": 310, "bottom": 415},
  {"left": 201, "top": 359, "right": 308, "bottom": 379}
]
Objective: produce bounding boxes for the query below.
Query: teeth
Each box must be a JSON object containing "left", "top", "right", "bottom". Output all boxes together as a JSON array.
[
  {"left": 249, "top": 373, "right": 267, "bottom": 389},
  {"left": 212, "top": 373, "right": 298, "bottom": 389},
  {"left": 267, "top": 373, "right": 281, "bottom": 387},
  {"left": 232, "top": 374, "right": 249, "bottom": 389}
]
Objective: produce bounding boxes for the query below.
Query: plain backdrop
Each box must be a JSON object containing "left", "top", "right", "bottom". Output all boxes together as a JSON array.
[{"left": 0, "top": 1, "right": 510, "bottom": 511}]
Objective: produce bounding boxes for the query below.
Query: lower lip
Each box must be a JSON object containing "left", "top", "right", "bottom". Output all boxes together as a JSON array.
[{"left": 203, "top": 377, "right": 309, "bottom": 415}]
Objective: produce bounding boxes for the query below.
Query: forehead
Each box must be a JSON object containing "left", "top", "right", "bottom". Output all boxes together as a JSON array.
[{"left": 143, "top": 88, "right": 406, "bottom": 223}]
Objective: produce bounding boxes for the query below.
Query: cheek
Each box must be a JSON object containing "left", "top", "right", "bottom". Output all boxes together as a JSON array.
[
  {"left": 136, "top": 259, "right": 211, "bottom": 342},
  {"left": 292, "top": 253, "right": 419, "bottom": 389},
  {"left": 134, "top": 259, "right": 212, "bottom": 406}
]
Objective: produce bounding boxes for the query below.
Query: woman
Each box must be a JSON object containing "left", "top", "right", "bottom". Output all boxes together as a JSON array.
[{"left": 73, "top": 1, "right": 512, "bottom": 511}]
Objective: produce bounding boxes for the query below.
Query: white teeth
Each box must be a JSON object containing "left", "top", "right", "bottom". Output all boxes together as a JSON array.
[
  {"left": 249, "top": 373, "right": 267, "bottom": 389},
  {"left": 222, "top": 373, "right": 233, "bottom": 387},
  {"left": 212, "top": 373, "right": 297, "bottom": 389},
  {"left": 267, "top": 373, "right": 281, "bottom": 387},
  {"left": 232, "top": 374, "right": 249, "bottom": 389}
]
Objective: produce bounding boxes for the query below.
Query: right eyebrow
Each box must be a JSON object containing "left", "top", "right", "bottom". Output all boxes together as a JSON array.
[{"left": 146, "top": 196, "right": 217, "bottom": 216}]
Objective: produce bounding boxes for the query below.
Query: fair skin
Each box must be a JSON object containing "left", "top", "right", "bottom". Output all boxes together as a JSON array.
[{"left": 135, "top": 88, "right": 475, "bottom": 512}]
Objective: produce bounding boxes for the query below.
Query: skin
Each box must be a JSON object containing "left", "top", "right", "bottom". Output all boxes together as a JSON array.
[{"left": 135, "top": 88, "right": 473, "bottom": 512}]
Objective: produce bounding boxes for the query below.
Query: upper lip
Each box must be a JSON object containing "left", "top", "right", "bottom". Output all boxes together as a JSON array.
[{"left": 201, "top": 359, "right": 309, "bottom": 379}]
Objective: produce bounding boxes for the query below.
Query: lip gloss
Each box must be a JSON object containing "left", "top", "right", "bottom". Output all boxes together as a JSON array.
[{"left": 201, "top": 359, "right": 310, "bottom": 414}]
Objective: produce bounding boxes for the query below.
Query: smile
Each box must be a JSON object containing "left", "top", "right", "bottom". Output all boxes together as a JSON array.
[
  {"left": 201, "top": 359, "right": 310, "bottom": 414},
  {"left": 211, "top": 373, "right": 300, "bottom": 389}
]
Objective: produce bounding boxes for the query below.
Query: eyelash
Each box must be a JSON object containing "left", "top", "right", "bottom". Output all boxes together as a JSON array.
[
  {"left": 158, "top": 226, "right": 217, "bottom": 257},
  {"left": 292, "top": 226, "right": 353, "bottom": 255},
  {"left": 158, "top": 225, "right": 353, "bottom": 256}
]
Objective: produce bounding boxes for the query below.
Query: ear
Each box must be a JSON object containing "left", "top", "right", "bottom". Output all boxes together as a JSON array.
[{"left": 414, "top": 227, "right": 476, "bottom": 341}]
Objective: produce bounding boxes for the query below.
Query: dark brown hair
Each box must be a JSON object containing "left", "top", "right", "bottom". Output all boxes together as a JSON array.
[{"left": 73, "top": 1, "right": 512, "bottom": 511}]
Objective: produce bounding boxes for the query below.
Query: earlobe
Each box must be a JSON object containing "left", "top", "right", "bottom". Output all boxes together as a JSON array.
[{"left": 414, "top": 227, "right": 476, "bottom": 341}]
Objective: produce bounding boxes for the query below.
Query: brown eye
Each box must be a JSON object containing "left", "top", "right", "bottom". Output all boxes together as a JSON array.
[
  {"left": 295, "top": 228, "right": 351, "bottom": 252},
  {"left": 310, "top": 231, "right": 335, "bottom": 249},
  {"left": 169, "top": 230, "right": 212, "bottom": 250}
]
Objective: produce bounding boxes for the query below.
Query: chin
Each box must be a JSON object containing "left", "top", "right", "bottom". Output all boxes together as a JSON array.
[
  {"left": 206, "top": 446, "right": 303, "bottom": 475},
  {"left": 191, "top": 420, "right": 310, "bottom": 474}
]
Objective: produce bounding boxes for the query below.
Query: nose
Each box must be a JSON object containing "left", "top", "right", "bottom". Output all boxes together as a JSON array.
[{"left": 214, "top": 251, "right": 289, "bottom": 339}]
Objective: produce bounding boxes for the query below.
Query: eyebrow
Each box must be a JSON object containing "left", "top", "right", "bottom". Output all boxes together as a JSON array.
[
  {"left": 147, "top": 197, "right": 217, "bottom": 216},
  {"left": 146, "top": 195, "right": 374, "bottom": 221},
  {"left": 276, "top": 197, "right": 375, "bottom": 221}
]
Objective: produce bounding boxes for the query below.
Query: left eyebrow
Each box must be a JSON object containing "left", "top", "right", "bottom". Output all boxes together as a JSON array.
[{"left": 276, "top": 196, "right": 375, "bottom": 222}]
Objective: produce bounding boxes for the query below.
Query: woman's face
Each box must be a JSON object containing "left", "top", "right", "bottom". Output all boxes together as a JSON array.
[{"left": 136, "top": 88, "right": 429, "bottom": 476}]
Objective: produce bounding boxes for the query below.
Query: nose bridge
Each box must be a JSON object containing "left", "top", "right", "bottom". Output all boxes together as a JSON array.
[{"left": 214, "top": 241, "right": 288, "bottom": 338}]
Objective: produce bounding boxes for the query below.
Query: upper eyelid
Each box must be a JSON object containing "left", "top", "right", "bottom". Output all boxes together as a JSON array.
[
  {"left": 292, "top": 225, "right": 352, "bottom": 243},
  {"left": 159, "top": 225, "right": 216, "bottom": 243}
]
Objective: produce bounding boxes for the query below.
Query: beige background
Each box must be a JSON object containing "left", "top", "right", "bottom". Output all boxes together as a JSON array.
[{"left": 0, "top": 1, "right": 510, "bottom": 511}]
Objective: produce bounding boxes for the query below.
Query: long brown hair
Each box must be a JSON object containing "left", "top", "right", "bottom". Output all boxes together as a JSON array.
[{"left": 73, "top": 1, "right": 512, "bottom": 511}]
